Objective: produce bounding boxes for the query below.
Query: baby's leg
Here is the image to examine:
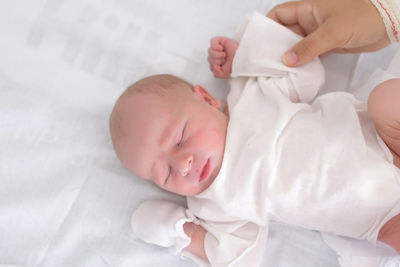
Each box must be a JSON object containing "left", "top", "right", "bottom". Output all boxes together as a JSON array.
[
  {"left": 368, "top": 79, "right": 400, "bottom": 167},
  {"left": 378, "top": 213, "right": 400, "bottom": 253}
]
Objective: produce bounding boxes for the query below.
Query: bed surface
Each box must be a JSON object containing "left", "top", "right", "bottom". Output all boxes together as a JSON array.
[{"left": 1, "top": 0, "right": 399, "bottom": 266}]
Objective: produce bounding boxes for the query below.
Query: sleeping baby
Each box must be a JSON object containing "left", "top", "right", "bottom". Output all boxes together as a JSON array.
[{"left": 109, "top": 12, "right": 400, "bottom": 266}]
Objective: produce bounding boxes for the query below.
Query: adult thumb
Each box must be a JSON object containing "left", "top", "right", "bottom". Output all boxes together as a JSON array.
[{"left": 283, "top": 22, "right": 338, "bottom": 67}]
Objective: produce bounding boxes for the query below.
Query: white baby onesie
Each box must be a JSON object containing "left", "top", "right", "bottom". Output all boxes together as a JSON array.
[{"left": 187, "top": 12, "right": 400, "bottom": 266}]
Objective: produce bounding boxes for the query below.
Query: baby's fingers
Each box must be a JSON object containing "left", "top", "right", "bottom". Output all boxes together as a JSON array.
[
  {"left": 210, "top": 37, "right": 224, "bottom": 51},
  {"left": 208, "top": 52, "right": 226, "bottom": 66},
  {"left": 212, "top": 64, "right": 223, "bottom": 77},
  {"left": 213, "top": 64, "right": 230, "bottom": 79},
  {"left": 208, "top": 47, "right": 226, "bottom": 60}
]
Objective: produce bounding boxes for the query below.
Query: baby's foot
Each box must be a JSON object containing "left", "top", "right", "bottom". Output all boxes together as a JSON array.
[{"left": 208, "top": 36, "right": 239, "bottom": 79}]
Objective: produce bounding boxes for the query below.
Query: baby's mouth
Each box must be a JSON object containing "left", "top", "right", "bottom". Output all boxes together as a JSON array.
[{"left": 199, "top": 158, "right": 211, "bottom": 182}]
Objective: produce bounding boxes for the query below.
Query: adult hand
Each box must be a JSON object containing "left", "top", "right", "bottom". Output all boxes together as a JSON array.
[{"left": 267, "top": 0, "right": 390, "bottom": 66}]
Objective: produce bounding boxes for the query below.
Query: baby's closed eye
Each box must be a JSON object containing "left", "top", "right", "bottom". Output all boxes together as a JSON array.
[{"left": 177, "top": 122, "right": 187, "bottom": 147}]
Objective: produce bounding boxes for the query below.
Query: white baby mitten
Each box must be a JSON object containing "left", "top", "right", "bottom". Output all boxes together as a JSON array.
[{"left": 131, "top": 199, "right": 199, "bottom": 254}]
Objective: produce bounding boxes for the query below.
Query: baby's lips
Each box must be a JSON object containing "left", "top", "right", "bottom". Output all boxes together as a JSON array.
[{"left": 199, "top": 158, "right": 211, "bottom": 182}]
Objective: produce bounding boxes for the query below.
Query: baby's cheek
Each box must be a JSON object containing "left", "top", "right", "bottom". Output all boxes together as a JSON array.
[
  {"left": 206, "top": 129, "right": 225, "bottom": 147},
  {"left": 171, "top": 178, "right": 199, "bottom": 197}
]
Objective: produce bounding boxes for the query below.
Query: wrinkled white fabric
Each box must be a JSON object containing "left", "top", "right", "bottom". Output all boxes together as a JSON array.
[
  {"left": 322, "top": 233, "right": 400, "bottom": 267},
  {"left": 187, "top": 12, "right": 400, "bottom": 266}
]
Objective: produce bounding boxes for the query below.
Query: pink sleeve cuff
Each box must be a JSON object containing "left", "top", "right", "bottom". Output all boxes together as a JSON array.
[{"left": 370, "top": 0, "right": 400, "bottom": 42}]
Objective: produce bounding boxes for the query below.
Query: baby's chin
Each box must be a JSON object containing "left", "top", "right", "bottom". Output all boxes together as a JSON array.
[
  {"left": 187, "top": 172, "right": 218, "bottom": 196},
  {"left": 170, "top": 181, "right": 211, "bottom": 197}
]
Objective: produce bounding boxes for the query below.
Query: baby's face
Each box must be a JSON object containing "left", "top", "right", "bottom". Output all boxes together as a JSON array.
[{"left": 114, "top": 84, "right": 228, "bottom": 196}]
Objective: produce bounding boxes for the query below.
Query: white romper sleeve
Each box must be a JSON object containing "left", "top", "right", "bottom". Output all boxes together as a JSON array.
[
  {"left": 182, "top": 220, "right": 268, "bottom": 267},
  {"left": 230, "top": 12, "right": 325, "bottom": 104},
  {"left": 202, "top": 221, "right": 267, "bottom": 267}
]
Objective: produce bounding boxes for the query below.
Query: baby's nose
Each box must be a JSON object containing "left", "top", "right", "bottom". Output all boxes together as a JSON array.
[{"left": 180, "top": 155, "right": 193, "bottom": 177}]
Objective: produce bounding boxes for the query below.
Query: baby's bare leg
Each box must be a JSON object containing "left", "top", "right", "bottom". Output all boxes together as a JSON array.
[
  {"left": 369, "top": 79, "right": 400, "bottom": 253},
  {"left": 378, "top": 213, "right": 400, "bottom": 253},
  {"left": 368, "top": 79, "right": 400, "bottom": 167}
]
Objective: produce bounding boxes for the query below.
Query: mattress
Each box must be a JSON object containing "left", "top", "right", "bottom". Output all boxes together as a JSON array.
[{"left": 0, "top": 0, "right": 399, "bottom": 266}]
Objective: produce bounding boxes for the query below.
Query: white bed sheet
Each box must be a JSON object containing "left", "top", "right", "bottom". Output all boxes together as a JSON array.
[{"left": 0, "top": 0, "right": 398, "bottom": 266}]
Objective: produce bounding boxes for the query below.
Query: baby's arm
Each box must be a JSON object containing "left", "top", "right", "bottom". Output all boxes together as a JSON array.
[
  {"left": 183, "top": 222, "right": 208, "bottom": 261},
  {"left": 208, "top": 36, "right": 239, "bottom": 79},
  {"left": 131, "top": 200, "right": 210, "bottom": 264}
]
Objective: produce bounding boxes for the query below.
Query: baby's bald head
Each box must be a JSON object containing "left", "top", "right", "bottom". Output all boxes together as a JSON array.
[
  {"left": 109, "top": 74, "right": 193, "bottom": 162},
  {"left": 108, "top": 74, "right": 228, "bottom": 196},
  {"left": 118, "top": 74, "right": 193, "bottom": 99}
]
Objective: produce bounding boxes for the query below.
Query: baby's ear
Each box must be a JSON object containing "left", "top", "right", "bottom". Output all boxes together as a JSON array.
[{"left": 193, "top": 85, "right": 222, "bottom": 109}]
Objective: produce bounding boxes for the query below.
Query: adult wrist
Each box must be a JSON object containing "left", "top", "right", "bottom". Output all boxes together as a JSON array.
[{"left": 369, "top": 0, "right": 400, "bottom": 42}]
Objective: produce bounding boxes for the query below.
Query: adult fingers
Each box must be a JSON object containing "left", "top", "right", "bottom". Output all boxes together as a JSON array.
[
  {"left": 283, "top": 20, "right": 343, "bottom": 66},
  {"left": 268, "top": 1, "right": 320, "bottom": 34},
  {"left": 287, "top": 24, "right": 306, "bottom": 37},
  {"left": 296, "top": 1, "right": 321, "bottom": 35},
  {"left": 267, "top": 1, "right": 302, "bottom": 25}
]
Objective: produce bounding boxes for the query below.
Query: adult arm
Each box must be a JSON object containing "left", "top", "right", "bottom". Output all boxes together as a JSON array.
[{"left": 267, "top": 0, "right": 391, "bottom": 66}]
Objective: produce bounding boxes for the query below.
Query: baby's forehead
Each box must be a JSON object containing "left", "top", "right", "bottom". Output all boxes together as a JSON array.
[
  {"left": 123, "top": 83, "right": 193, "bottom": 112},
  {"left": 120, "top": 92, "right": 170, "bottom": 116},
  {"left": 129, "top": 74, "right": 192, "bottom": 96},
  {"left": 118, "top": 94, "right": 173, "bottom": 130},
  {"left": 115, "top": 80, "right": 194, "bottom": 135}
]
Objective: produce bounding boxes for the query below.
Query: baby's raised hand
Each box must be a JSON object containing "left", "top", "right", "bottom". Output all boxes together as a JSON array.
[{"left": 208, "top": 36, "right": 239, "bottom": 79}]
